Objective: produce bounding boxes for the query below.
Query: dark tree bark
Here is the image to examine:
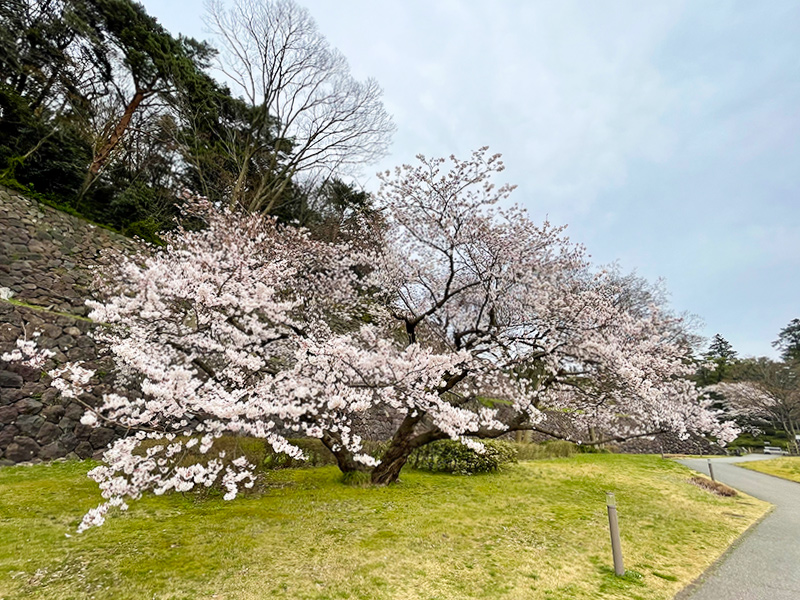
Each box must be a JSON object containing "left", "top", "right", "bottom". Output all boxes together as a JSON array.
[
  {"left": 85, "top": 89, "right": 149, "bottom": 181},
  {"left": 321, "top": 431, "right": 370, "bottom": 475}
]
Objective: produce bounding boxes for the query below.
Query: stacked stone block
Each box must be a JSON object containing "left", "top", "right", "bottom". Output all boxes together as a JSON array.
[{"left": 0, "top": 186, "right": 134, "bottom": 464}]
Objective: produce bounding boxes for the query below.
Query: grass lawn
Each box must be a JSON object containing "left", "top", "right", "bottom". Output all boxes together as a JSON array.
[
  {"left": 739, "top": 456, "right": 800, "bottom": 483},
  {"left": 0, "top": 454, "right": 768, "bottom": 600}
]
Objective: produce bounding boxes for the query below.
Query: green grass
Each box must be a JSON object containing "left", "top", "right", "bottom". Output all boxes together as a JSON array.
[
  {"left": 513, "top": 440, "right": 579, "bottom": 460},
  {"left": 0, "top": 455, "right": 768, "bottom": 600},
  {"left": 739, "top": 456, "right": 800, "bottom": 483}
]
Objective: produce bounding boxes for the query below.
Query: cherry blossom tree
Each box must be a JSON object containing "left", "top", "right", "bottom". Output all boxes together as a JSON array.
[
  {"left": 5, "top": 198, "right": 382, "bottom": 530},
  {"left": 7, "top": 149, "right": 737, "bottom": 530}
]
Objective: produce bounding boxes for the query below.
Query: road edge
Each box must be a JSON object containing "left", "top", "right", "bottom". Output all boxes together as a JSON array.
[{"left": 671, "top": 464, "right": 775, "bottom": 600}]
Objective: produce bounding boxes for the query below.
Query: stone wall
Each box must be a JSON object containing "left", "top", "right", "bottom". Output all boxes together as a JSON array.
[
  {"left": 617, "top": 432, "right": 725, "bottom": 456},
  {"left": 0, "top": 186, "right": 135, "bottom": 464},
  {"left": 0, "top": 186, "right": 136, "bottom": 314}
]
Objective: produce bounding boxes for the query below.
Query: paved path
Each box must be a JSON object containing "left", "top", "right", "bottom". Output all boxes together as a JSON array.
[{"left": 676, "top": 455, "right": 800, "bottom": 600}]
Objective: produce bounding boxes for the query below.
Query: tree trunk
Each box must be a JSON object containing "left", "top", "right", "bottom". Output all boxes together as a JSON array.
[
  {"left": 371, "top": 424, "right": 455, "bottom": 484},
  {"left": 786, "top": 420, "right": 800, "bottom": 455},
  {"left": 370, "top": 438, "right": 414, "bottom": 485},
  {"left": 256, "top": 172, "right": 294, "bottom": 215},
  {"left": 81, "top": 89, "right": 148, "bottom": 194},
  {"left": 230, "top": 147, "right": 251, "bottom": 210},
  {"left": 369, "top": 412, "right": 426, "bottom": 485},
  {"left": 321, "top": 432, "right": 370, "bottom": 475}
]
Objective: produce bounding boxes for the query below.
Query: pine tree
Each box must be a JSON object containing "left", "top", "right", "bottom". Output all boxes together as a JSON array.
[{"left": 773, "top": 319, "right": 800, "bottom": 363}]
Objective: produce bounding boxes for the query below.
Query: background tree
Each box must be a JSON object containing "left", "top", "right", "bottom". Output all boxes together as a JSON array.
[
  {"left": 176, "top": 85, "right": 273, "bottom": 206},
  {"left": 0, "top": 0, "right": 387, "bottom": 241},
  {"left": 205, "top": 0, "right": 395, "bottom": 213},
  {"left": 0, "top": 0, "right": 103, "bottom": 196},
  {"left": 773, "top": 318, "right": 800, "bottom": 363},
  {"left": 0, "top": 0, "right": 220, "bottom": 239},
  {"left": 76, "top": 0, "right": 216, "bottom": 195},
  {"left": 714, "top": 359, "right": 800, "bottom": 453},
  {"left": 0, "top": 0, "right": 111, "bottom": 124},
  {"left": 697, "top": 334, "right": 738, "bottom": 386}
]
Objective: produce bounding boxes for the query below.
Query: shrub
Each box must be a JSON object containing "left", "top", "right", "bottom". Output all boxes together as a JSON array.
[
  {"left": 140, "top": 436, "right": 515, "bottom": 484},
  {"left": 407, "top": 439, "right": 518, "bottom": 474},
  {"left": 124, "top": 218, "right": 165, "bottom": 245},
  {"left": 513, "top": 440, "right": 578, "bottom": 461},
  {"left": 576, "top": 444, "right": 611, "bottom": 454}
]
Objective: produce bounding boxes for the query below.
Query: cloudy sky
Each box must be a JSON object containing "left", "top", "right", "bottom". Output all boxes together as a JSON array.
[{"left": 141, "top": 0, "right": 800, "bottom": 358}]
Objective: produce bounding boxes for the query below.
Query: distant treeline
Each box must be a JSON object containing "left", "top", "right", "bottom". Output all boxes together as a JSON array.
[{"left": 0, "top": 0, "right": 394, "bottom": 241}]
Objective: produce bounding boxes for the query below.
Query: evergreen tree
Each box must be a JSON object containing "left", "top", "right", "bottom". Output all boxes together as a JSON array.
[
  {"left": 773, "top": 319, "right": 800, "bottom": 363},
  {"left": 78, "top": 0, "right": 216, "bottom": 194},
  {"left": 0, "top": 0, "right": 103, "bottom": 195},
  {"left": 698, "top": 334, "right": 738, "bottom": 386}
]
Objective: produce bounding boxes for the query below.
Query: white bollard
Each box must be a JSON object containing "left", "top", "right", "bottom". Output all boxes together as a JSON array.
[{"left": 606, "top": 492, "right": 625, "bottom": 576}]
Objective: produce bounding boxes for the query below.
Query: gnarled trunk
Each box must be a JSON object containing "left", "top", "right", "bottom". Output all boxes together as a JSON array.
[
  {"left": 322, "top": 412, "right": 448, "bottom": 485},
  {"left": 370, "top": 438, "right": 414, "bottom": 485},
  {"left": 369, "top": 411, "right": 425, "bottom": 484}
]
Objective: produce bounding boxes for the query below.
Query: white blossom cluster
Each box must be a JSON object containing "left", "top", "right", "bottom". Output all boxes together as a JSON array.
[{"left": 1, "top": 335, "right": 55, "bottom": 368}]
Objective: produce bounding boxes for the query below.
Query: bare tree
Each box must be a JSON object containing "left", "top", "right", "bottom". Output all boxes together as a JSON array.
[{"left": 204, "top": 0, "right": 395, "bottom": 213}]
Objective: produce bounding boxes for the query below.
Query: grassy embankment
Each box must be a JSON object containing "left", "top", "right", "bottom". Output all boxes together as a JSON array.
[
  {"left": 739, "top": 456, "right": 800, "bottom": 483},
  {"left": 0, "top": 454, "right": 768, "bottom": 600}
]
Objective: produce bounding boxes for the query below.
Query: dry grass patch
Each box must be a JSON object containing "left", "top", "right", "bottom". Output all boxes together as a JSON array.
[{"left": 688, "top": 476, "right": 738, "bottom": 497}]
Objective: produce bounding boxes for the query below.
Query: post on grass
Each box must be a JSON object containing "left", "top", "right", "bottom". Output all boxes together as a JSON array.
[
  {"left": 606, "top": 492, "right": 625, "bottom": 576},
  {"left": 707, "top": 459, "right": 715, "bottom": 482}
]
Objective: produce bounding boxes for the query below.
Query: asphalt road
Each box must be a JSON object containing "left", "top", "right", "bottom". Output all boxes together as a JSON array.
[{"left": 676, "top": 455, "right": 800, "bottom": 600}]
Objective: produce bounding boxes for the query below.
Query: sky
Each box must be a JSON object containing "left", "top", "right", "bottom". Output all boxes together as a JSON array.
[{"left": 140, "top": 0, "right": 800, "bottom": 359}]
